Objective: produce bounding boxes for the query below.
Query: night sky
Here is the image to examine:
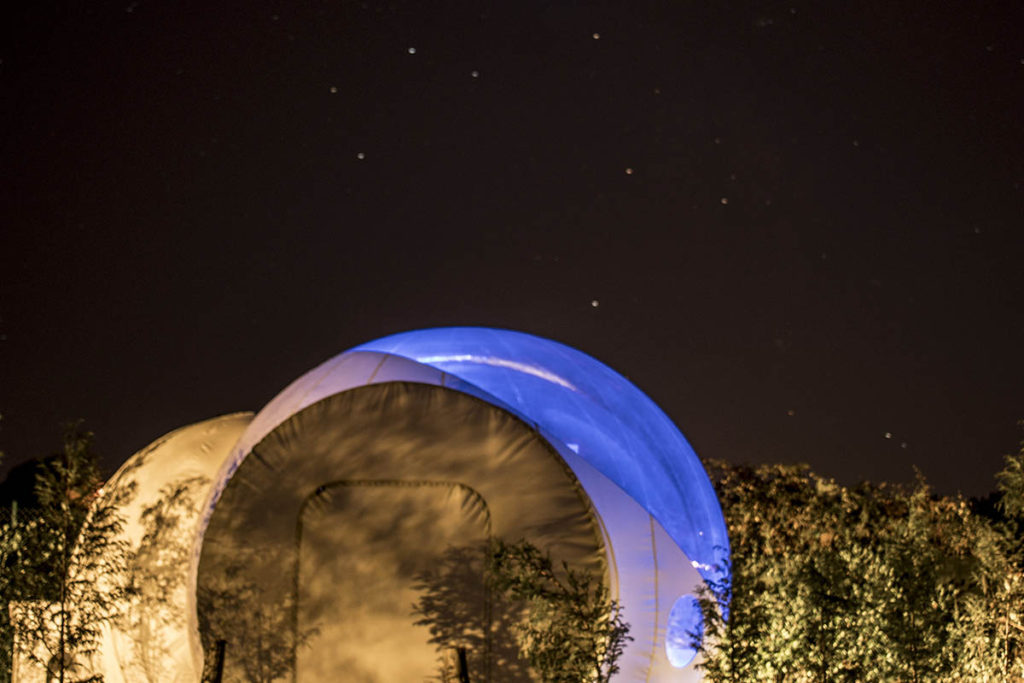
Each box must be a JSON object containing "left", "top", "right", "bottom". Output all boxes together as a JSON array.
[{"left": 2, "top": 0, "right": 1022, "bottom": 498}]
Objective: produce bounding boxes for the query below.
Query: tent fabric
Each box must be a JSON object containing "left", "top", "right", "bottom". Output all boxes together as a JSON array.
[
  {"left": 354, "top": 328, "right": 729, "bottom": 585},
  {"left": 193, "top": 347, "right": 710, "bottom": 680},
  {"left": 198, "top": 383, "right": 606, "bottom": 682},
  {"left": 296, "top": 482, "right": 497, "bottom": 681},
  {"left": 47, "top": 328, "right": 725, "bottom": 682},
  {"left": 92, "top": 413, "right": 253, "bottom": 683},
  {"left": 556, "top": 446, "right": 704, "bottom": 680}
]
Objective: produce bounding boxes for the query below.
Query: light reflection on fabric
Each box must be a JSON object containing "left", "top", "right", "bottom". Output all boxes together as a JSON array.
[{"left": 355, "top": 327, "right": 731, "bottom": 587}]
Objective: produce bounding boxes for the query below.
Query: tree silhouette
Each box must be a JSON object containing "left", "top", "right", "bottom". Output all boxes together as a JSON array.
[
  {"left": 413, "top": 539, "right": 630, "bottom": 683},
  {"left": 118, "top": 476, "right": 208, "bottom": 681},
  {"left": 10, "top": 423, "right": 130, "bottom": 683},
  {"left": 486, "top": 539, "right": 631, "bottom": 683},
  {"left": 197, "top": 550, "right": 315, "bottom": 683},
  {"left": 412, "top": 542, "right": 531, "bottom": 682}
]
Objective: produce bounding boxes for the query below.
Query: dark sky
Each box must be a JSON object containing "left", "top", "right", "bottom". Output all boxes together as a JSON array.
[{"left": 2, "top": 0, "right": 1022, "bottom": 498}]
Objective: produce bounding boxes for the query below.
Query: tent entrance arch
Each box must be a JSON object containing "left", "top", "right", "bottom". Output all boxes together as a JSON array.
[
  {"left": 292, "top": 480, "right": 495, "bottom": 681},
  {"left": 197, "top": 382, "right": 608, "bottom": 682}
]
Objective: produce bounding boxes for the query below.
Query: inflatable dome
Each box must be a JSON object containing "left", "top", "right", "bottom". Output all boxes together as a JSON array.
[{"left": 29, "top": 328, "right": 729, "bottom": 683}]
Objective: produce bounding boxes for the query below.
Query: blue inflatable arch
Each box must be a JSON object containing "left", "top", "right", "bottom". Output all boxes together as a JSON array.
[{"left": 355, "top": 327, "right": 730, "bottom": 581}]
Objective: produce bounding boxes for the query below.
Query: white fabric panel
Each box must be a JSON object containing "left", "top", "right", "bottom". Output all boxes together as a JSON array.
[
  {"left": 92, "top": 413, "right": 252, "bottom": 683},
  {"left": 647, "top": 522, "right": 706, "bottom": 682},
  {"left": 556, "top": 441, "right": 704, "bottom": 681}
]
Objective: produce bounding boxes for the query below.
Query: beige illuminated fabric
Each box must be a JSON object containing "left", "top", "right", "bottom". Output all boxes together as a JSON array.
[
  {"left": 197, "top": 382, "right": 606, "bottom": 682},
  {"left": 297, "top": 483, "right": 494, "bottom": 681},
  {"left": 93, "top": 413, "right": 253, "bottom": 683}
]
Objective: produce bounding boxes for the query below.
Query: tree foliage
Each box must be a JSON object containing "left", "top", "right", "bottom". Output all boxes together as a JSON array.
[
  {"left": 695, "top": 447, "right": 1024, "bottom": 682},
  {"left": 412, "top": 543, "right": 531, "bottom": 681},
  {"left": 1, "top": 423, "right": 130, "bottom": 683},
  {"left": 997, "top": 435, "right": 1024, "bottom": 520},
  {"left": 412, "top": 538, "right": 631, "bottom": 682},
  {"left": 487, "top": 539, "right": 631, "bottom": 683},
  {"left": 121, "top": 476, "right": 208, "bottom": 682}
]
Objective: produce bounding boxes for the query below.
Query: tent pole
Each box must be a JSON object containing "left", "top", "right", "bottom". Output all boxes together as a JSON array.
[{"left": 457, "top": 647, "right": 471, "bottom": 683}]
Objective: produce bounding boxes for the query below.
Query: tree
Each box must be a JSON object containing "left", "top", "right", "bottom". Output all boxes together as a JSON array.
[
  {"left": 693, "top": 460, "right": 1009, "bottom": 682},
  {"left": 413, "top": 539, "right": 630, "bottom": 682},
  {"left": 952, "top": 509, "right": 1024, "bottom": 680},
  {"left": 197, "top": 549, "right": 313, "bottom": 683},
  {"left": 412, "top": 543, "right": 531, "bottom": 682},
  {"left": 10, "top": 422, "right": 130, "bottom": 683},
  {"left": 486, "top": 539, "right": 631, "bottom": 683},
  {"left": 868, "top": 476, "right": 976, "bottom": 681},
  {"left": 960, "top": 437, "right": 1024, "bottom": 679},
  {"left": 996, "top": 433, "right": 1024, "bottom": 520},
  {"left": 693, "top": 462, "right": 867, "bottom": 682}
]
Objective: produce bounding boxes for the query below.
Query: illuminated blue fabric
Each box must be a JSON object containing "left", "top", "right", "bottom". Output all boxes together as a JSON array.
[{"left": 355, "top": 327, "right": 729, "bottom": 584}]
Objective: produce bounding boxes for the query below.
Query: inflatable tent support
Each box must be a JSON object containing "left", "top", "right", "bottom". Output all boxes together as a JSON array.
[{"left": 14, "top": 328, "right": 727, "bottom": 682}]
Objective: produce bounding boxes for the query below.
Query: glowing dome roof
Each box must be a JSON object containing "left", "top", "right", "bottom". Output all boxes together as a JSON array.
[{"left": 355, "top": 327, "right": 729, "bottom": 582}]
